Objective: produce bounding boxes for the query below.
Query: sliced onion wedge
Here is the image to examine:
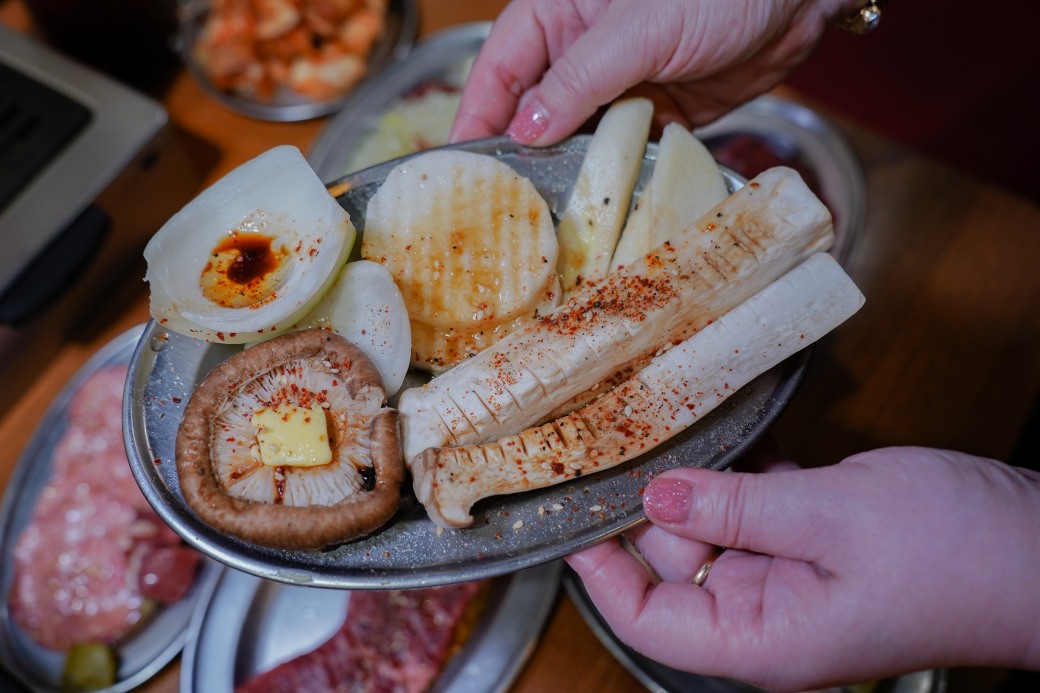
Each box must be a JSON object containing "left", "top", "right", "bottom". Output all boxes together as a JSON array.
[
  {"left": 292, "top": 260, "right": 411, "bottom": 396},
  {"left": 144, "top": 146, "right": 354, "bottom": 344}
]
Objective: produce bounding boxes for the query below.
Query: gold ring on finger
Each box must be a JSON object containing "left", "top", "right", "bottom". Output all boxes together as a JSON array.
[{"left": 691, "top": 546, "right": 725, "bottom": 587}]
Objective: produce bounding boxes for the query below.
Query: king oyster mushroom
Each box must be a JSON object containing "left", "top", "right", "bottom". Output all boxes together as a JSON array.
[{"left": 176, "top": 329, "right": 404, "bottom": 550}]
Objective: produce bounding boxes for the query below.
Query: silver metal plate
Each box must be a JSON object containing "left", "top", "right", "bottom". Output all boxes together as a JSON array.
[
  {"left": 178, "top": 0, "right": 419, "bottom": 122},
  {"left": 695, "top": 94, "right": 867, "bottom": 264},
  {"left": 182, "top": 561, "right": 561, "bottom": 692},
  {"left": 0, "top": 324, "right": 219, "bottom": 693},
  {"left": 308, "top": 21, "right": 491, "bottom": 181},
  {"left": 124, "top": 134, "right": 820, "bottom": 590}
]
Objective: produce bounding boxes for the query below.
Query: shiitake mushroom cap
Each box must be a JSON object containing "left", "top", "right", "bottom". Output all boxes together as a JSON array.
[{"left": 176, "top": 329, "right": 404, "bottom": 550}]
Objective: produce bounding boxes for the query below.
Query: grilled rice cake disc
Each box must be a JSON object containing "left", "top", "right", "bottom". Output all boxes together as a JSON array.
[
  {"left": 176, "top": 329, "right": 404, "bottom": 550},
  {"left": 361, "top": 149, "right": 560, "bottom": 371},
  {"left": 407, "top": 271, "right": 562, "bottom": 373}
]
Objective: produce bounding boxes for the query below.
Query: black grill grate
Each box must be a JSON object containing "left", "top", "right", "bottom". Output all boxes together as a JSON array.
[{"left": 0, "top": 62, "right": 92, "bottom": 214}]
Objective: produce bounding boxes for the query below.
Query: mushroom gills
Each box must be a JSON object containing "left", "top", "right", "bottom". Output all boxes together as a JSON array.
[
  {"left": 210, "top": 356, "right": 382, "bottom": 506},
  {"left": 175, "top": 329, "right": 405, "bottom": 550}
]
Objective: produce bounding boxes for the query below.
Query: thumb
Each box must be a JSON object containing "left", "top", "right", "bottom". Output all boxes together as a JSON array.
[
  {"left": 507, "top": 8, "right": 681, "bottom": 145},
  {"left": 643, "top": 467, "right": 831, "bottom": 559},
  {"left": 505, "top": 52, "right": 619, "bottom": 145}
]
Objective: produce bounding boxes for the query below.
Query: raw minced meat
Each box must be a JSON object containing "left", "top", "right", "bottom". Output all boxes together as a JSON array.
[
  {"left": 235, "top": 580, "right": 486, "bottom": 693},
  {"left": 7, "top": 365, "right": 202, "bottom": 651}
]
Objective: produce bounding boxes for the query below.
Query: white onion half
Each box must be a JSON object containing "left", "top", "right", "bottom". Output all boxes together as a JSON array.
[{"left": 144, "top": 145, "right": 354, "bottom": 343}]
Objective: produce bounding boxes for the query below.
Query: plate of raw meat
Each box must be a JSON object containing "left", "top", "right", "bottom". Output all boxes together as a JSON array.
[
  {"left": 0, "top": 325, "right": 218, "bottom": 692},
  {"left": 183, "top": 560, "right": 561, "bottom": 692}
]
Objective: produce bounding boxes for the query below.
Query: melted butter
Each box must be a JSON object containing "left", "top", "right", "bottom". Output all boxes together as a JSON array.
[{"left": 251, "top": 402, "right": 333, "bottom": 468}]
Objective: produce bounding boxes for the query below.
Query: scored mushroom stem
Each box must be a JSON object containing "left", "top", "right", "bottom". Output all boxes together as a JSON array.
[
  {"left": 398, "top": 167, "right": 837, "bottom": 465},
  {"left": 410, "top": 252, "right": 864, "bottom": 529}
]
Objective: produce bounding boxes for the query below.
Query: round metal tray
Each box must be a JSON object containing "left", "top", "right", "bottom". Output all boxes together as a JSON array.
[
  {"left": 0, "top": 325, "right": 219, "bottom": 693},
  {"left": 123, "top": 135, "right": 826, "bottom": 590},
  {"left": 696, "top": 94, "right": 867, "bottom": 264},
  {"left": 308, "top": 21, "right": 490, "bottom": 180},
  {"left": 182, "top": 560, "right": 561, "bottom": 692},
  {"left": 178, "top": 0, "right": 419, "bottom": 122}
]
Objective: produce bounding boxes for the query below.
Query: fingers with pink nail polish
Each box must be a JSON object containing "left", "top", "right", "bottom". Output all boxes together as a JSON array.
[
  {"left": 506, "top": 98, "right": 551, "bottom": 144},
  {"left": 643, "top": 476, "right": 693, "bottom": 524}
]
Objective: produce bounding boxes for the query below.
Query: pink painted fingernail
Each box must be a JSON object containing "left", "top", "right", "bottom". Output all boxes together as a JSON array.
[
  {"left": 644, "top": 477, "right": 693, "bottom": 524},
  {"left": 507, "top": 99, "right": 550, "bottom": 144}
]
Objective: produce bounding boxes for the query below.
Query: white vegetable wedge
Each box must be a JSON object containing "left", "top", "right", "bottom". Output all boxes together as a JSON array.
[
  {"left": 412, "top": 252, "right": 864, "bottom": 527},
  {"left": 610, "top": 123, "right": 729, "bottom": 271},
  {"left": 556, "top": 98, "right": 653, "bottom": 293},
  {"left": 144, "top": 146, "right": 354, "bottom": 344},
  {"left": 398, "top": 166, "right": 834, "bottom": 465},
  {"left": 292, "top": 260, "right": 412, "bottom": 396}
]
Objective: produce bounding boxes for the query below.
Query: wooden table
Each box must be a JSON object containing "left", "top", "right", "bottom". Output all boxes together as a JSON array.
[{"left": 3, "top": 1, "right": 1039, "bottom": 691}]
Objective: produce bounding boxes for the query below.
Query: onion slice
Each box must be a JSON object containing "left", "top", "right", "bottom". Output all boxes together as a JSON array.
[{"left": 144, "top": 146, "right": 354, "bottom": 344}]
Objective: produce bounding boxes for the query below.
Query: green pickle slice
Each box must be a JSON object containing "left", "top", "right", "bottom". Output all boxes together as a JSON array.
[{"left": 62, "top": 642, "right": 118, "bottom": 691}]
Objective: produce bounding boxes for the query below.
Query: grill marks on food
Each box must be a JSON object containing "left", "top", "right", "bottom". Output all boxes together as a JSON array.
[
  {"left": 413, "top": 253, "right": 863, "bottom": 528},
  {"left": 398, "top": 167, "right": 835, "bottom": 466},
  {"left": 361, "top": 150, "right": 561, "bottom": 372}
]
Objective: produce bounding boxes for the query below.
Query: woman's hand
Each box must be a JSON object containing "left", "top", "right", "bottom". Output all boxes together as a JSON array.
[
  {"left": 450, "top": 0, "right": 860, "bottom": 145},
  {"left": 567, "top": 446, "right": 1040, "bottom": 691}
]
